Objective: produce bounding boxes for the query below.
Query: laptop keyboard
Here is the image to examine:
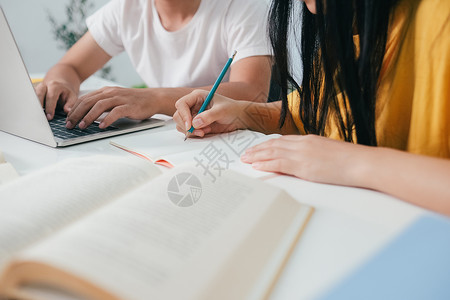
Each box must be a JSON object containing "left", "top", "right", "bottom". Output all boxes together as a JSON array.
[{"left": 49, "top": 113, "right": 117, "bottom": 140}]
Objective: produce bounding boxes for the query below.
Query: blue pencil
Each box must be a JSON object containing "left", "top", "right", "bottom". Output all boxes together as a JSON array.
[{"left": 184, "top": 50, "right": 237, "bottom": 141}]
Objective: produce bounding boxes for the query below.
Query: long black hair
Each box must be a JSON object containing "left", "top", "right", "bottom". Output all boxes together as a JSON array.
[{"left": 269, "top": 0, "right": 400, "bottom": 146}]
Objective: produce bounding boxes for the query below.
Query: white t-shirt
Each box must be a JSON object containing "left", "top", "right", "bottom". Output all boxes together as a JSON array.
[{"left": 86, "top": 0, "right": 271, "bottom": 88}]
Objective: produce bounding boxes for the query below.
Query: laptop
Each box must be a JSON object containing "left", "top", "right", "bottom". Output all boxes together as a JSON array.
[{"left": 0, "top": 7, "right": 165, "bottom": 147}]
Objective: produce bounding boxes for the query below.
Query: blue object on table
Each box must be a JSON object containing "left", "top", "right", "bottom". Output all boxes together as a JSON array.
[
  {"left": 319, "top": 214, "right": 450, "bottom": 300},
  {"left": 186, "top": 50, "right": 237, "bottom": 135}
]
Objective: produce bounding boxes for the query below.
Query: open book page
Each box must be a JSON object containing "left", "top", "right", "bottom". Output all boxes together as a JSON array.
[
  {"left": 109, "top": 130, "right": 212, "bottom": 166},
  {"left": 160, "top": 148, "right": 272, "bottom": 179},
  {"left": 0, "top": 155, "right": 161, "bottom": 271},
  {"left": 16, "top": 284, "right": 88, "bottom": 300},
  {"left": 0, "top": 162, "right": 19, "bottom": 185},
  {"left": 110, "top": 129, "right": 281, "bottom": 177},
  {"left": 1, "top": 164, "right": 312, "bottom": 300},
  {"left": 0, "top": 150, "right": 19, "bottom": 184}
]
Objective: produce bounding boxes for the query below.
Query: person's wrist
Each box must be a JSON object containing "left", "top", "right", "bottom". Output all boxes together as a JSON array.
[
  {"left": 234, "top": 101, "right": 253, "bottom": 130},
  {"left": 144, "top": 88, "right": 171, "bottom": 116},
  {"left": 346, "top": 145, "right": 381, "bottom": 189}
]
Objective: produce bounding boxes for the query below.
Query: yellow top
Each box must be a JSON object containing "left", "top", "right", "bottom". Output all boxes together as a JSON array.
[{"left": 288, "top": 0, "right": 450, "bottom": 158}]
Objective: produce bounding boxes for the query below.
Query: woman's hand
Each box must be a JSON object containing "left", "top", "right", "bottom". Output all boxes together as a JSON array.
[
  {"left": 243, "top": 134, "right": 450, "bottom": 216},
  {"left": 173, "top": 90, "right": 249, "bottom": 137},
  {"left": 241, "top": 134, "right": 371, "bottom": 186}
]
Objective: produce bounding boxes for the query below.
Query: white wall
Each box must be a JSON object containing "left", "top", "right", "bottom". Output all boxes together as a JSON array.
[
  {"left": 288, "top": 0, "right": 303, "bottom": 84},
  {"left": 0, "top": 0, "right": 142, "bottom": 87},
  {"left": 265, "top": 0, "right": 304, "bottom": 85}
]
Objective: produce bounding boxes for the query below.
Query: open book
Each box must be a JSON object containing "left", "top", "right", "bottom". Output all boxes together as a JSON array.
[
  {"left": 110, "top": 129, "right": 281, "bottom": 178},
  {"left": 0, "top": 149, "right": 19, "bottom": 185},
  {"left": 0, "top": 155, "right": 313, "bottom": 300}
]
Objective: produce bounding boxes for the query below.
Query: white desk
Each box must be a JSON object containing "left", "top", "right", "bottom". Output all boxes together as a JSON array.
[{"left": 0, "top": 78, "right": 427, "bottom": 299}]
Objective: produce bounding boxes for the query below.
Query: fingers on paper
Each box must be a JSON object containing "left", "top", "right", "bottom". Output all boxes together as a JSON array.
[
  {"left": 241, "top": 138, "right": 298, "bottom": 175},
  {"left": 191, "top": 100, "right": 223, "bottom": 129},
  {"left": 175, "top": 90, "right": 209, "bottom": 130}
]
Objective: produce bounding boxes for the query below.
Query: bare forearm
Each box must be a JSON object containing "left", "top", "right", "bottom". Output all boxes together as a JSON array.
[
  {"left": 44, "top": 63, "right": 82, "bottom": 92},
  {"left": 214, "top": 81, "right": 269, "bottom": 103},
  {"left": 149, "top": 81, "right": 270, "bottom": 116},
  {"left": 354, "top": 147, "right": 450, "bottom": 215},
  {"left": 235, "top": 101, "right": 299, "bottom": 135}
]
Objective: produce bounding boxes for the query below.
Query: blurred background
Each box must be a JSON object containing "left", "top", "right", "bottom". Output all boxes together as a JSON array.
[
  {"left": 0, "top": 0, "right": 142, "bottom": 87},
  {"left": 0, "top": 0, "right": 302, "bottom": 89}
]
